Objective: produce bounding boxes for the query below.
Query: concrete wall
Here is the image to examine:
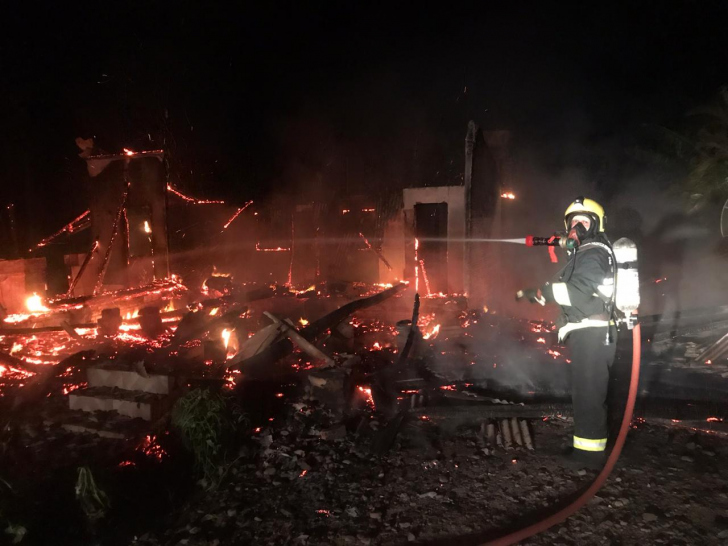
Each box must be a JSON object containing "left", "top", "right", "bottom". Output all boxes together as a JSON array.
[{"left": 403, "top": 186, "right": 467, "bottom": 294}]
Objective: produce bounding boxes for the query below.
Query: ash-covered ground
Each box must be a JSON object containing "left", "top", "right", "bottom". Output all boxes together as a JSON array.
[{"left": 127, "top": 405, "right": 728, "bottom": 546}]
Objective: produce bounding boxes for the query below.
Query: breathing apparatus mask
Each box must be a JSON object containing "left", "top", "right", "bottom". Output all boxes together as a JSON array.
[
  {"left": 566, "top": 216, "right": 591, "bottom": 247},
  {"left": 562, "top": 196, "right": 605, "bottom": 249}
]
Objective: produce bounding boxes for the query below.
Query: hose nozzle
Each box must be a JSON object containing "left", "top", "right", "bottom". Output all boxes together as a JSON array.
[{"left": 525, "top": 235, "right": 577, "bottom": 250}]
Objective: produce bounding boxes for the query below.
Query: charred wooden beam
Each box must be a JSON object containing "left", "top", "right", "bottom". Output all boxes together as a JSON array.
[
  {"left": 263, "top": 313, "right": 335, "bottom": 366},
  {"left": 395, "top": 293, "right": 420, "bottom": 367},
  {"left": 230, "top": 283, "right": 407, "bottom": 372}
]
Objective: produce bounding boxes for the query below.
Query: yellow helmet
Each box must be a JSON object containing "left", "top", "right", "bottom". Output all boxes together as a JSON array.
[{"left": 564, "top": 196, "right": 606, "bottom": 232}]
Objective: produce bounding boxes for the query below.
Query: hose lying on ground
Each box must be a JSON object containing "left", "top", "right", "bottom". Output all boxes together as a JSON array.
[{"left": 481, "top": 324, "right": 642, "bottom": 546}]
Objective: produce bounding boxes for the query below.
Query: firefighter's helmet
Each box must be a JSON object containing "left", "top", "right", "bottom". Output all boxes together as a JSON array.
[{"left": 564, "top": 196, "right": 606, "bottom": 233}]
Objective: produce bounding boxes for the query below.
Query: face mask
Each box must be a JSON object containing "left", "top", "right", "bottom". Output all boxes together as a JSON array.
[{"left": 568, "top": 222, "right": 588, "bottom": 247}]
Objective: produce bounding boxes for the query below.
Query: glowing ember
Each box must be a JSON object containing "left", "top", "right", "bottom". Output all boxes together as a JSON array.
[
  {"left": 222, "top": 201, "right": 253, "bottom": 230},
  {"left": 547, "top": 349, "right": 561, "bottom": 358},
  {"left": 707, "top": 417, "right": 723, "bottom": 422},
  {"left": 299, "top": 318, "right": 309, "bottom": 326},
  {"left": 501, "top": 191, "right": 516, "bottom": 199},
  {"left": 275, "top": 393, "right": 284, "bottom": 398},
  {"left": 63, "top": 382, "right": 87, "bottom": 395},
  {"left": 209, "top": 308, "right": 219, "bottom": 316},
  {"left": 136, "top": 434, "right": 167, "bottom": 461},
  {"left": 357, "top": 385, "right": 375, "bottom": 408},
  {"left": 123, "top": 148, "right": 135, "bottom": 156},
  {"left": 32, "top": 210, "right": 91, "bottom": 250},
  {"left": 299, "top": 469, "right": 308, "bottom": 478},
  {"left": 143, "top": 220, "right": 152, "bottom": 234},
  {"left": 419, "top": 259, "right": 432, "bottom": 296},
  {"left": 414, "top": 238, "right": 420, "bottom": 293},
  {"left": 255, "top": 242, "right": 291, "bottom": 252},
  {"left": 167, "top": 184, "right": 225, "bottom": 205},
  {"left": 362, "top": 208, "right": 376, "bottom": 212},
  {"left": 26, "top": 293, "right": 49, "bottom": 313},
  {"left": 536, "top": 337, "right": 546, "bottom": 344}
]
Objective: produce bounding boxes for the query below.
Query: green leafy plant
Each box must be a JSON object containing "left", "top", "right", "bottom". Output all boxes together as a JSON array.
[
  {"left": 171, "top": 389, "right": 246, "bottom": 488},
  {"left": 641, "top": 87, "right": 728, "bottom": 206},
  {"left": 75, "top": 467, "right": 110, "bottom": 522}
]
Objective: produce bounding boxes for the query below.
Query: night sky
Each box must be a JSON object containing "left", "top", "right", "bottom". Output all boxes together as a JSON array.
[{"left": 2, "top": 1, "right": 728, "bottom": 246}]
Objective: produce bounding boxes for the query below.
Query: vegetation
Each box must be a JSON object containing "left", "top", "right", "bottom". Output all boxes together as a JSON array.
[
  {"left": 75, "top": 467, "right": 110, "bottom": 522},
  {"left": 683, "top": 87, "right": 728, "bottom": 203},
  {"left": 645, "top": 86, "right": 728, "bottom": 206},
  {"left": 1, "top": 476, "right": 25, "bottom": 543},
  {"left": 171, "top": 389, "right": 247, "bottom": 488}
]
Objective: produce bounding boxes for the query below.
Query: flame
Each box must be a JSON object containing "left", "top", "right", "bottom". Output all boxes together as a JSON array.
[
  {"left": 222, "top": 328, "right": 232, "bottom": 349},
  {"left": 211, "top": 265, "right": 232, "bottom": 278},
  {"left": 342, "top": 209, "right": 350, "bottom": 214},
  {"left": 292, "top": 285, "right": 316, "bottom": 295},
  {"left": 143, "top": 220, "right": 152, "bottom": 234},
  {"left": 26, "top": 294, "right": 49, "bottom": 313},
  {"left": 299, "top": 318, "right": 309, "bottom": 326},
  {"left": 209, "top": 308, "right": 219, "bottom": 316},
  {"left": 536, "top": 337, "right": 546, "bottom": 344},
  {"left": 422, "top": 324, "right": 441, "bottom": 340},
  {"left": 501, "top": 191, "right": 516, "bottom": 199},
  {"left": 123, "top": 148, "right": 135, "bottom": 156}
]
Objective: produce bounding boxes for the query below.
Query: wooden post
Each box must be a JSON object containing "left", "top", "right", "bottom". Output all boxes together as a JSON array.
[{"left": 464, "top": 121, "right": 478, "bottom": 298}]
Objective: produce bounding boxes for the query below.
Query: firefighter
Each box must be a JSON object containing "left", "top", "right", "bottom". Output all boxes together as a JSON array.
[{"left": 517, "top": 197, "right": 617, "bottom": 469}]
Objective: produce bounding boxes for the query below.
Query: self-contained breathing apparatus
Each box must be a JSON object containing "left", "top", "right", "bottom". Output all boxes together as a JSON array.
[{"left": 561, "top": 197, "right": 640, "bottom": 332}]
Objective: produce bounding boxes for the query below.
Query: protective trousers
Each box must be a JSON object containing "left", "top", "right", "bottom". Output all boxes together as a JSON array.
[{"left": 566, "top": 326, "right": 617, "bottom": 452}]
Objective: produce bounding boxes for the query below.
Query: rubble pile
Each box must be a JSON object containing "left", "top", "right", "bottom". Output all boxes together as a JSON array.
[{"left": 3, "top": 272, "right": 728, "bottom": 545}]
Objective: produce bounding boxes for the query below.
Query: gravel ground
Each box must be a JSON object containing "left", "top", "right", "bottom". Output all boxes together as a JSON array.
[{"left": 129, "top": 405, "right": 728, "bottom": 546}]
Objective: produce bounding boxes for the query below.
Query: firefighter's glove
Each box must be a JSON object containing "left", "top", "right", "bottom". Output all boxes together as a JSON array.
[{"left": 516, "top": 288, "right": 546, "bottom": 306}]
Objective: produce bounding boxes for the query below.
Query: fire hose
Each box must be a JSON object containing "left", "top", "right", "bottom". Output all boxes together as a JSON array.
[{"left": 479, "top": 323, "right": 642, "bottom": 545}]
